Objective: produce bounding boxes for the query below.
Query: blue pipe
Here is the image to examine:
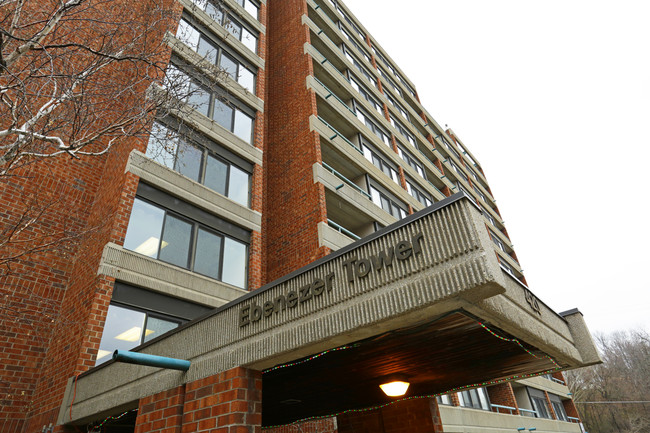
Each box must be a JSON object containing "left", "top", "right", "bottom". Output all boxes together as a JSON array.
[{"left": 112, "top": 350, "right": 191, "bottom": 371}]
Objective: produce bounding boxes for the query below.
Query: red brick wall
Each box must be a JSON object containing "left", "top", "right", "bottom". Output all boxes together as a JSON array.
[
  {"left": 264, "top": 0, "right": 329, "bottom": 283},
  {"left": 134, "top": 367, "right": 262, "bottom": 433},
  {"left": 338, "top": 399, "right": 444, "bottom": 433},
  {"left": 264, "top": 418, "right": 338, "bottom": 433},
  {"left": 486, "top": 383, "right": 520, "bottom": 414}
]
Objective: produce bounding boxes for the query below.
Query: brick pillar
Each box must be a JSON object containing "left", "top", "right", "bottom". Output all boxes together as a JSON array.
[
  {"left": 338, "top": 398, "right": 444, "bottom": 433},
  {"left": 563, "top": 399, "right": 580, "bottom": 420},
  {"left": 486, "top": 383, "right": 520, "bottom": 415},
  {"left": 543, "top": 391, "right": 557, "bottom": 420},
  {"left": 135, "top": 385, "right": 185, "bottom": 433},
  {"left": 264, "top": 418, "right": 338, "bottom": 433},
  {"left": 183, "top": 367, "right": 262, "bottom": 433}
]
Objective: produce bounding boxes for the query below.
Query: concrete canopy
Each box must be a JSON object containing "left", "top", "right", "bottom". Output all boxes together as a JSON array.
[{"left": 58, "top": 193, "right": 600, "bottom": 427}]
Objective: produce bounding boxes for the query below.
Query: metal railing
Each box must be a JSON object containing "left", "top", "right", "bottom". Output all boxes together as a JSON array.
[
  {"left": 567, "top": 416, "right": 581, "bottom": 423},
  {"left": 322, "top": 162, "right": 371, "bottom": 199},
  {"left": 327, "top": 219, "right": 360, "bottom": 240},
  {"left": 313, "top": 77, "right": 357, "bottom": 116},
  {"left": 317, "top": 116, "right": 363, "bottom": 155},
  {"left": 490, "top": 404, "right": 518, "bottom": 415},
  {"left": 519, "top": 408, "right": 538, "bottom": 418}
]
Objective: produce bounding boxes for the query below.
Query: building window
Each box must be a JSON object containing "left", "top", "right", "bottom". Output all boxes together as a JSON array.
[
  {"left": 457, "top": 183, "right": 478, "bottom": 207},
  {"left": 343, "top": 46, "right": 376, "bottom": 88},
  {"left": 362, "top": 143, "right": 399, "bottom": 184},
  {"left": 457, "top": 387, "right": 490, "bottom": 411},
  {"left": 397, "top": 147, "right": 425, "bottom": 179},
  {"left": 95, "top": 284, "right": 211, "bottom": 365},
  {"left": 378, "top": 67, "right": 402, "bottom": 97},
  {"left": 350, "top": 77, "right": 383, "bottom": 115},
  {"left": 390, "top": 115, "right": 415, "bottom": 147},
  {"left": 406, "top": 178, "right": 432, "bottom": 207},
  {"left": 175, "top": 18, "right": 257, "bottom": 93},
  {"left": 354, "top": 106, "right": 390, "bottom": 146},
  {"left": 167, "top": 65, "right": 255, "bottom": 144},
  {"left": 146, "top": 122, "right": 252, "bottom": 207},
  {"left": 483, "top": 209, "right": 496, "bottom": 226},
  {"left": 528, "top": 389, "right": 552, "bottom": 419},
  {"left": 385, "top": 91, "right": 408, "bottom": 121},
  {"left": 436, "top": 394, "right": 453, "bottom": 406},
  {"left": 370, "top": 184, "right": 407, "bottom": 220},
  {"left": 234, "top": 0, "right": 259, "bottom": 20},
  {"left": 339, "top": 26, "right": 371, "bottom": 63},
  {"left": 490, "top": 230, "right": 507, "bottom": 253},
  {"left": 549, "top": 394, "right": 568, "bottom": 421},
  {"left": 188, "top": 0, "right": 258, "bottom": 53},
  {"left": 124, "top": 184, "right": 250, "bottom": 288}
]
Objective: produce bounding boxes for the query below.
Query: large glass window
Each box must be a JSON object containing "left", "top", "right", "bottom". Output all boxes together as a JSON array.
[
  {"left": 397, "top": 147, "right": 425, "bottom": 179},
  {"left": 340, "top": 26, "right": 371, "bottom": 63},
  {"left": 362, "top": 143, "right": 399, "bottom": 184},
  {"left": 188, "top": 0, "right": 258, "bottom": 53},
  {"left": 95, "top": 284, "right": 211, "bottom": 366},
  {"left": 146, "top": 122, "right": 252, "bottom": 207},
  {"left": 457, "top": 388, "right": 490, "bottom": 411},
  {"left": 406, "top": 178, "right": 432, "bottom": 207},
  {"left": 350, "top": 77, "right": 383, "bottom": 115},
  {"left": 386, "top": 92, "right": 408, "bottom": 121},
  {"left": 549, "top": 394, "right": 568, "bottom": 421},
  {"left": 343, "top": 47, "right": 376, "bottom": 88},
  {"left": 390, "top": 115, "right": 416, "bottom": 147},
  {"left": 370, "top": 185, "right": 407, "bottom": 220},
  {"left": 355, "top": 107, "right": 390, "bottom": 146},
  {"left": 176, "top": 19, "right": 257, "bottom": 94},
  {"left": 529, "top": 389, "right": 552, "bottom": 419},
  {"left": 234, "top": 0, "right": 259, "bottom": 20},
  {"left": 124, "top": 189, "right": 249, "bottom": 288},
  {"left": 167, "top": 66, "right": 255, "bottom": 144}
]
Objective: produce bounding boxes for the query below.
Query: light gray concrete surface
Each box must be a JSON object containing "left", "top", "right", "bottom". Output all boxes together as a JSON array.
[{"left": 59, "top": 196, "right": 598, "bottom": 426}]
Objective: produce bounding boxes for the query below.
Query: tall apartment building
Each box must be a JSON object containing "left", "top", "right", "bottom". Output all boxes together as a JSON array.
[{"left": 0, "top": 0, "right": 599, "bottom": 432}]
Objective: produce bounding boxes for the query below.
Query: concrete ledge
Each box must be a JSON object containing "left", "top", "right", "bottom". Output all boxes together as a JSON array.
[
  {"left": 312, "top": 162, "right": 395, "bottom": 227},
  {"left": 97, "top": 242, "right": 247, "bottom": 308},
  {"left": 516, "top": 376, "right": 571, "bottom": 397},
  {"left": 439, "top": 405, "right": 582, "bottom": 433},
  {"left": 317, "top": 221, "right": 355, "bottom": 251},
  {"left": 59, "top": 195, "right": 598, "bottom": 425},
  {"left": 126, "top": 150, "right": 262, "bottom": 232}
]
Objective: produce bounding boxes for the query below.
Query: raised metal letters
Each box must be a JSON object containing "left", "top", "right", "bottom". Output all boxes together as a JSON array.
[{"left": 239, "top": 232, "right": 425, "bottom": 327}]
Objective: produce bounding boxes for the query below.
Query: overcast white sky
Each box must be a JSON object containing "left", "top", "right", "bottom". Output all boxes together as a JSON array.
[{"left": 342, "top": 0, "right": 650, "bottom": 334}]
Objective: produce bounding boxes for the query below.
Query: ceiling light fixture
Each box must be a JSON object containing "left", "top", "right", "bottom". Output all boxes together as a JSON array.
[{"left": 379, "top": 380, "right": 410, "bottom": 397}]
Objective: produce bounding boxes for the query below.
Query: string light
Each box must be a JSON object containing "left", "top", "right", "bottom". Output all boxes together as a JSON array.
[
  {"left": 262, "top": 321, "right": 564, "bottom": 430},
  {"left": 93, "top": 408, "right": 138, "bottom": 430},
  {"left": 263, "top": 344, "right": 360, "bottom": 373}
]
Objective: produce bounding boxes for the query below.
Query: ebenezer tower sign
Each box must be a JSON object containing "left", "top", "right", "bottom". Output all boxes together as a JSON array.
[{"left": 58, "top": 194, "right": 600, "bottom": 428}]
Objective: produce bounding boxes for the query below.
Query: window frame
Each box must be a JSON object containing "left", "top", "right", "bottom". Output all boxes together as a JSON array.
[
  {"left": 146, "top": 119, "right": 253, "bottom": 207},
  {"left": 125, "top": 183, "right": 250, "bottom": 287}
]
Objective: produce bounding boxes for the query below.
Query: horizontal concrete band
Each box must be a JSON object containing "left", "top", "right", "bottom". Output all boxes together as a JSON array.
[{"left": 58, "top": 195, "right": 598, "bottom": 425}]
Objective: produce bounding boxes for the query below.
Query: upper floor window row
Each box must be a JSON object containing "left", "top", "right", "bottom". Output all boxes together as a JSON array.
[
  {"left": 397, "top": 147, "right": 425, "bottom": 179},
  {"left": 385, "top": 91, "right": 408, "bottom": 121},
  {"left": 326, "top": 0, "right": 364, "bottom": 40},
  {"left": 362, "top": 143, "right": 399, "bottom": 185},
  {"left": 124, "top": 184, "right": 249, "bottom": 288},
  {"left": 448, "top": 160, "right": 469, "bottom": 184},
  {"left": 378, "top": 67, "right": 402, "bottom": 97},
  {"left": 406, "top": 178, "right": 433, "bottom": 208},
  {"left": 371, "top": 46, "right": 416, "bottom": 98},
  {"left": 355, "top": 106, "right": 390, "bottom": 146},
  {"left": 439, "top": 136, "right": 461, "bottom": 160},
  {"left": 350, "top": 77, "right": 383, "bottom": 115},
  {"left": 370, "top": 184, "right": 408, "bottom": 220},
  {"left": 188, "top": 0, "right": 258, "bottom": 53},
  {"left": 390, "top": 115, "right": 416, "bottom": 147},
  {"left": 343, "top": 46, "right": 376, "bottom": 89},
  {"left": 233, "top": 0, "right": 260, "bottom": 20},
  {"left": 168, "top": 65, "right": 255, "bottom": 144},
  {"left": 146, "top": 121, "right": 252, "bottom": 207},
  {"left": 176, "top": 18, "right": 256, "bottom": 94},
  {"left": 339, "top": 25, "right": 371, "bottom": 64}
]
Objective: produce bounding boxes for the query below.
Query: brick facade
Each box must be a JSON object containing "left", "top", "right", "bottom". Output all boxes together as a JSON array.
[
  {"left": 132, "top": 367, "right": 262, "bottom": 433},
  {"left": 338, "top": 399, "right": 444, "bottom": 433},
  {"left": 264, "top": 0, "right": 330, "bottom": 282},
  {"left": 487, "top": 383, "right": 520, "bottom": 414}
]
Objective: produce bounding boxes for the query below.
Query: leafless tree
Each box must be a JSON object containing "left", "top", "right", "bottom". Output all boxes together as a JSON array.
[
  {"left": 567, "top": 329, "right": 650, "bottom": 433},
  {"left": 0, "top": 0, "right": 223, "bottom": 422}
]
